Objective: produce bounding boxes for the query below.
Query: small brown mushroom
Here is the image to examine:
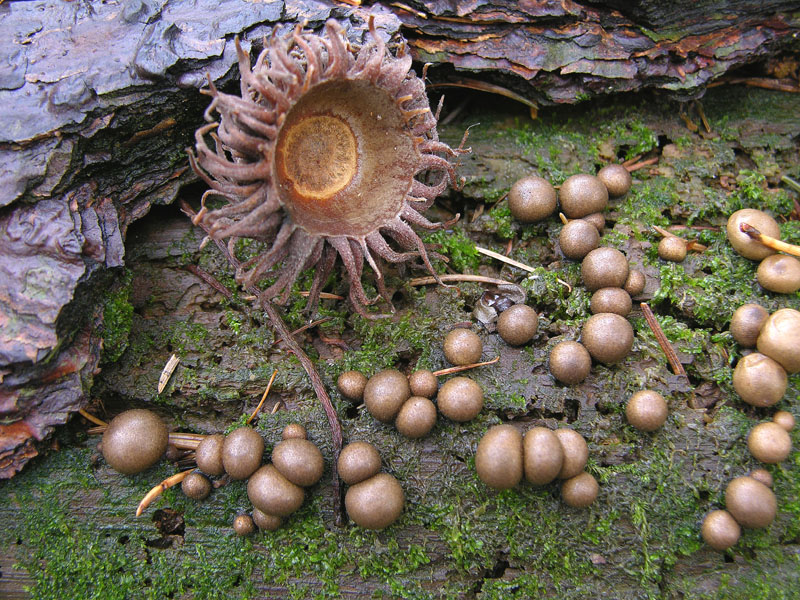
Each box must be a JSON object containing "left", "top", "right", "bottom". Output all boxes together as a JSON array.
[
  {"left": 337, "top": 370, "right": 368, "bottom": 402},
  {"left": 724, "top": 476, "right": 777, "bottom": 528},
  {"left": 732, "top": 352, "right": 787, "bottom": 407},
  {"left": 548, "top": 341, "right": 592, "bottom": 385},
  {"left": 730, "top": 304, "right": 769, "bottom": 348},
  {"left": 523, "top": 427, "right": 564, "bottom": 485},
  {"left": 247, "top": 464, "right": 305, "bottom": 517},
  {"left": 408, "top": 370, "right": 438, "bottom": 398},
  {"left": 756, "top": 254, "right": 800, "bottom": 294},
  {"left": 507, "top": 176, "right": 558, "bottom": 222},
  {"left": 345, "top": 473, "right": 404, "bottom": 530},
  {"left": 581, "top": 313, "right": 634, "bottom": 364},
  {"left": 497, "top": 304, "right": 539, "bottom": 346},
  {"left": 395, "top": 396, "right": 437, "bottom": 439},
  {"left": 748, "top": 468, "right": 773, "bottom": 488},
  {"left": 272, "top": 438, "right": 325, "bottom": 487},
  {"left": 222, "top": 427, "right": 264, "bottom": 480},
  {"left": 773, "top": 410, "right": 796, "bottom": 431},
  {"left": 657, "top": 235, "right": 687, "bottom": 262},
  {"left": 597, "top": 164, "right": 632, "bottom": 198},
  {"left": 701, "top": 509, "right": 741, "bottom": 551},
  {"left": 195, "top": 433, "right": 226, "bottom": 477},
  {"left": 726, "top": 209, "right": 781, "bottom": 260},
  {"left": 363, "top": 369, "right": 411, "bottom": 423},
  {"left": 561, "top": 472, "right": 599, "bottom": 507},
  {"left": 337, "top": 442, "right": 382, "bottom": 485},
  {"left": 554, "top": 428, "right": 589, "bottom": 480},
  {"left": 747, "top": 422, "right": 792, "bottom": 464},
  {"left": 590, "top": 287, "right": 632, "bottom": 317},
  {"left": 181, "top": 471, "right": 212, "bottom": 500},
  {"left": 281, "top": 423, "right": 308, "bottom": 440},
  {"left": 559, "top": 219, "right": 600, "bottom": 260},
  {"left": 443, "top": 328, "right": 483, "bottom": 366},
  {"left": 625, "top": 390, "right": 668, "bottom": 432},
  {"left": 437, "top": 377, "right": 483, "bottom": 422},
  {"left": 475, "top": 425, "right": 523, "bottom": 490},
  {"left": 233, "top": 513, "right": 255, "bottom": 536},
  {"left": 581, "top": 247, "right": 630, "bottom": 291},
  {"left": 101, "top": 409, "right": 169, "bottom": 475},
  {"left": 252, "top": 508, "right": 282, "bottom": 531},
  {"left": 623, "top": 270, "right": 646, "bottom": 297},
  {"left": 559, "top": 174, "right": 609, "bottom": 218},
  {"left": 757, "top": 308, "right": 800, "bottom": 374}
]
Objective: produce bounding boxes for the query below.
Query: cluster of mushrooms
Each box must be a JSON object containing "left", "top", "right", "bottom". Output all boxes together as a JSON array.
[
  {"left": 701, "top": 302, "right": 799, "bottom": 550},
  {"left": 337, "top": 327, "right": 487, "bottom": 439}
]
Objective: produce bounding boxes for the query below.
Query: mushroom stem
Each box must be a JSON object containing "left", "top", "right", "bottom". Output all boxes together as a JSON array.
[
  {"left": 740, "top": 222, "right": 800, "bottom": 257},
  {"left": 167, "top": 432, "right": 207, "bottom": 450},
  {"left": 432, "top": 356, "right": 500, "bottom": 377},
  {"left": 558, "top": 212, "right": 569, "bottom": 225},
  {"left": 409, "top": 274, "right": 514, "bottom": 287},
  {"left": 652, "top": 225, "right": 707, "bottom": 252},
  {"left": 247, "top": 369, "right": 278, "bottom": 424},
  {"left": 136, "top": 469, "right": 193, "bottom": 516}
]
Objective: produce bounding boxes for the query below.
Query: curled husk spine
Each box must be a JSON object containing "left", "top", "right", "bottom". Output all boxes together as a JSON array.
[{"left": 188, "top": 18, "right": 468, "bottom": 316}]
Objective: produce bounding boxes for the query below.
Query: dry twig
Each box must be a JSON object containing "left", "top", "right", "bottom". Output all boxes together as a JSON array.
[
  {"left": 640, "top": 303, "right": 696, "bottom": 408},
  {"left": 136, "top": 469, "right": 193, "bottom": 517}
]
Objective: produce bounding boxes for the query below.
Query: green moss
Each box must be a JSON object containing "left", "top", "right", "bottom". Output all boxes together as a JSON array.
[
  {"left": 101, "top": 270, "right": 134, "bottom": 364},
  {"left": 422, "top": 228, "right": 480, "bottom": 272}
]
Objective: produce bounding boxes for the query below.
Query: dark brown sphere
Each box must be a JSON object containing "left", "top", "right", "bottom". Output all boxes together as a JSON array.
[
  {"left": 583, "top": 212, "right": 606, "bottom": 234},
  {"left": 597, "top": 164, "right": 632, "bottom": 198},
  {"left": 408, "top": 370, "right": 438, "bottom": 398},
  {"left": 747, "top": 422, "right": 792, "bottom": 464},
  {"left": 233, "top": 514, "right": 255, "bottom": 536},
  {"left": 443, "top": 328, "right": 483, "bottom": 366},
  {"left": 757, "top": 254, "right": 800, "bottom": 294},
  {"left": 581, "top": 313, "right": 634, "bottom": 364},
  {"left": 523, "top": 427, "right": 564, "bottom": 485},
  {"left": 437, "top": 377, "right": 483, "bottom": 422},
  {"left": 773, "top": 410, "right": 796, "bottom": 431},
  {"left": 363, "top": 369, "right": 411, "bottom": 423},
  {"left": 337, "top": 441, "right": 382, "bottom": 485},
  {"left": 590, "top": 287, "right": 632, "bottom": 317},
  {"left": 748, "top": 468, "right": 774, "bottom": 488},
  {"left": 757, "top": 308, "right": 800, "bottom": 374},
  {"left": 559, "top": 174, "right": 609, "bottom": 218},
  {"left": 195, "top": 433, "right": 225, "bottom": 476},
  {"left": 732, "top": 352, "right": 787, "bottom": 407},
  {"left": 625, "top": 390, "right": 668, "bottom": 432},
  {"left": 561, "top": 472, "right": 599, "bottom": 507},
  {"left": 395, "top": 396, "right": 437, "bottom": 439},
  {"left": 726, "top": 209, "right": 780, "bottom": 261},
  {"left": 272, "top": 438, "right": 325, "bottom": 487},
  {"left": 345, "top": 473, "right": 404, "bottom": 530},
  {"left": 252, "top": 508, "right": 282, "bottom": 531},
  {"left": 281, "top": 423, "right": 307, "bottom": 440},
  {"left": 730, "top": 303, "right": 769, "bottom": 348},
  {"left": 581, "top": 247, "right": 629, "bottom": 291},
  {"left": 181, "top": 472, "right": 212, "bottom": 500},
  {"left": 657, "top": 236, "right": 687, "bottom": 262},
  {"left": 247, "top": 464, "right": 305, "bottom": 517},
  {"left": 725, "top": 476, "right": 777, "bottom": 528},
  {"left": 559, "top": 219, "right": 600, "bottom": 260},
  {"left": 701, "top": 510, "right": 741, "bottom": 551},
  {"left": 101, "top": 409, "right": 169, "bottom": 475},
  {"left": 497, "top": 304, "right": 539, "bottom": 346},
  {"left": 555, "top": 428, "right": 589, "bottom": 480},
  {"left": 507, "top": 176, "right": 557, "bottom": 222},
  {"left": 337, "top": 370, "right": 368, "bottom": 402},
  {"left": 549, "top": 341, "right": 592, "bottom": 385},
  {"left": 222, "top": 427, "right": 264, "bottom": 480},
  {"left": 475, "top": 425, "right": 523, "bottom": 490},
  {"left": 623, "top": 270, "right": 646, "bottom": 297}
]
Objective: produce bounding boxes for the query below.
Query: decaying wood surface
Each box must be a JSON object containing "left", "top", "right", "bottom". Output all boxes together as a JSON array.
[{"left": 1, "top": 0, "right": 798, "bottom": 477}]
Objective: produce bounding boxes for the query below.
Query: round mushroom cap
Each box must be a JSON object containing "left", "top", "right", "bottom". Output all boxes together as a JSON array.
[
  {"left": 345, "top": 473, "right": 404, "bottom": 529},
  {"left": 437, "top": 377, "right": 484, "bottom": 422},
  {"left": 581, "top": 247, "right": 629, "bottom": 291},
  {"left": 181, "top": 472, "right": 212, "bottom": 500},
  {"left": 701, "top": 510, "right": 741, "bottom": 551},
  {"left": 233, "top": 514, "right": 255, "bottom": 536},
  {"left": 408, "top": 370, "right": 438, "bottom": 398},
  {"left": 559, "top": 219, "right": 600, "bottom": 260},
  {"left": 102, "top": 409, "right": 169, "bottom": 475},
  {"left": 590, "top": 287, "right": 632, "bottom": 317},
  {"left": 726, "top": 209, "right": 780, "bottom": 260},
  {"left": 581, "top": 313, "right": 634, "bottom": 364},
  {"left": 523, "top": 427, "right": 564, "bottom": 485},
  {"left": 337, "top": 441, "right": 382, "bottom": 485},
  {"left": 583, "top": 212, "right": 606, "bottom": 234},
  {"left": 363, "top": 369, "right": 411, "bottom": 423},
  {"left": 195, "top": 433, "right": 226, "bottom": 477},
  {"left": 222, "top": 427, "right": 264, "bottom": 480},
  {"left": 623, "top": 270, "right": 646, "bottom": 297},
  {"left": 757, "top": 308, "right": 800, "bottom": 374},
  {"left": 773, "top": 410, "right": 796, "bottom": 431},
  {"left": 559, "top": 174, "right": 609, "bottom": 218},
  {"left": 507, "top": 176, "right": 558, "bottom": 222},
  {"left": 657, "top": 236, "right": 687, "bottom": 262},
  {"left": 475, "top": 425, "right": 524, "bottom": 490},
  {"left": 730, "top": 303, "right": 769, "bottom": 348},
  {"left": 555, "top": 428, "right": 589, "bottom": 480},
  {"left": 272, "top": 438, "right": 325, "bottom": 487},
  {"left": 281, "top": 423, "right": 308, "bottom": 440},
  {"left": 395, "top": 396, "right": 437, "bottom": 439},
  {"left": 757, "top": 254, "right": 800, "bottom": 294},
  {"left": 625, "top": 390, "right": 668, "bottom": 432},
  {"left": 443, "top": 328, "right": 483, "bottom": 366},
  {"left": 549, "top": 341, "right": 592, "bottom": 385},
  {"left": 747, "top": 422, "right": 792, "bottom": 464},
  {"left": 337, "top": 370, "right": 368, "bottom": 401},
  {"left": 748, "top": 468, "right": 773, "bottom": 488},
  {"left": 252, "top": 508, "right": 282, "bottom": 531},
  {"left": 497, "top": 304, "right": 539, "bottom": 346},
  {"left": 725, "top": 476, "right": 777, "bottom": 528},
  {"left": 561, "top": 472, "right": 599, "bottom": 507},
  {"left": 247, "top": 464, "right": 305, "bottom": 517},
  {"left": 597, "top": 164, "right": 632, "bottom": 198},
  {"left": 732, "top": 352, "right": 787, "bottom": 407}
]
